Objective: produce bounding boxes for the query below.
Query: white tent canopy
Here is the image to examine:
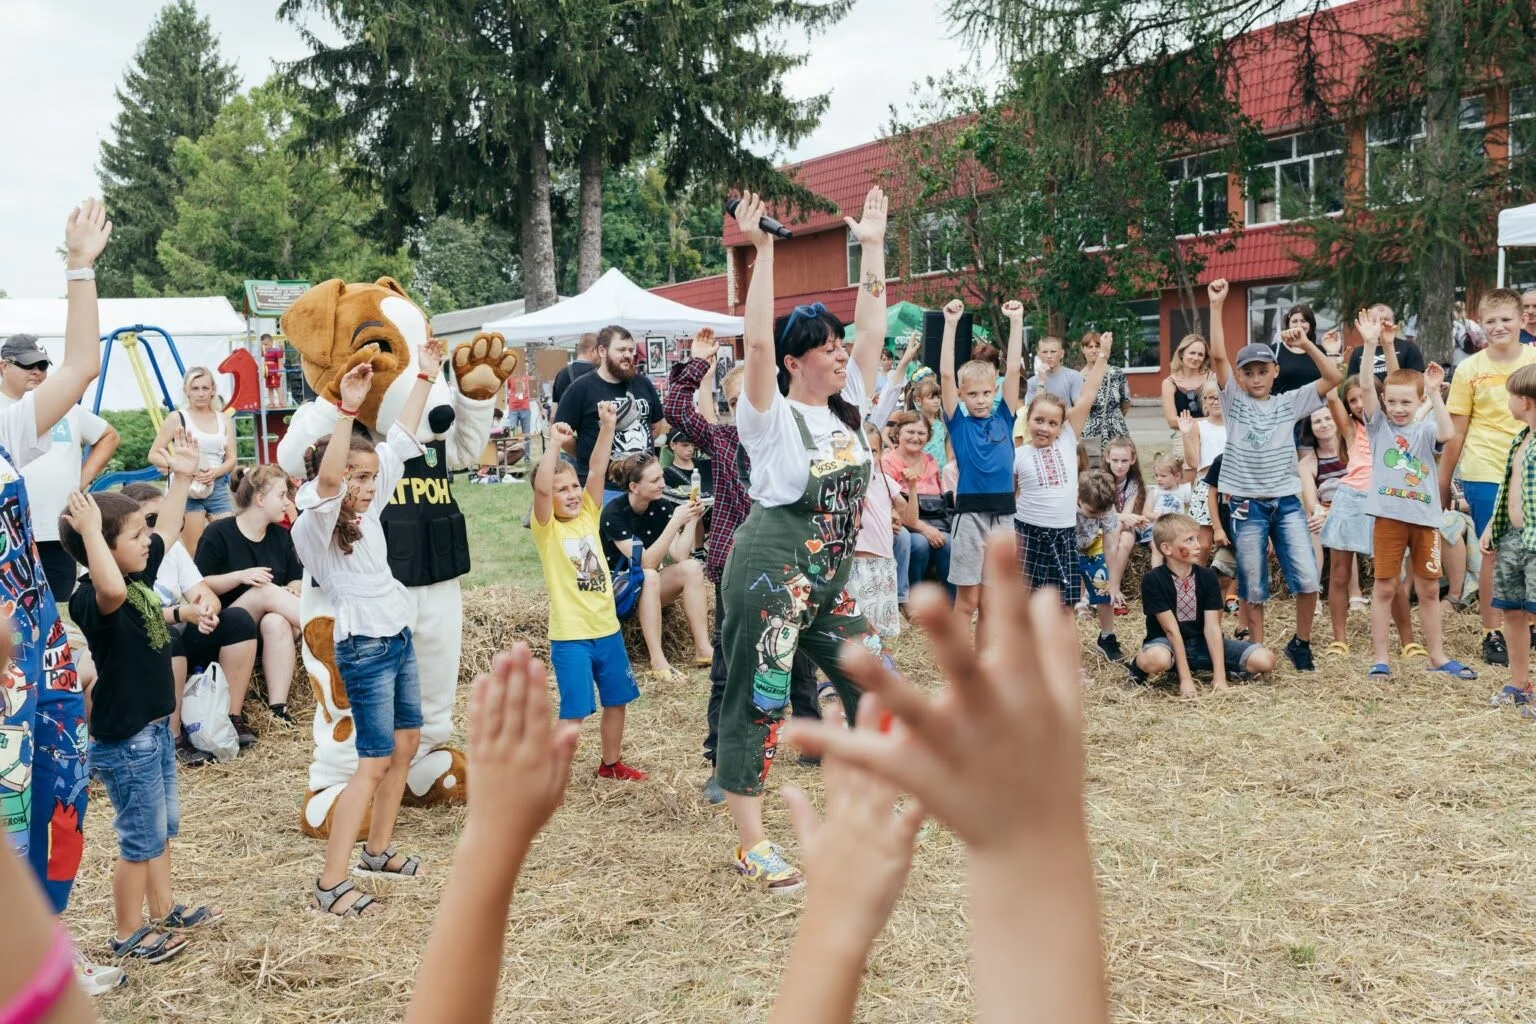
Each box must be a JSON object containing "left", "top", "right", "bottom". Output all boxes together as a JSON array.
[
  {"left": 1496, "top": 203, "right": 1536, "bottom": 286},
  {"left": 0, "top": 296, "right": 246, "bottom": 412},
  {"left": 481, "top": 268, "right": 742, "bottom": 342}
]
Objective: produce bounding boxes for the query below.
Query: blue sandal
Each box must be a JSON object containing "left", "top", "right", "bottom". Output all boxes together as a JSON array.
[
  {"left": 1368, "top": 663, "right": 1392, "bottom": 678},
  {"left": 158, "top": 903, "right": 223, "bottom": 930},
  {"left": 109, "top": 925, "right": 190, "bottom": 963},
  {"left": 1428, "top": 660, "right": 1478, "bottom": 680}
]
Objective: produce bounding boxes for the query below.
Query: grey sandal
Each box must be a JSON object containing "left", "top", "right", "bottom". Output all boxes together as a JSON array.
[
  {"left": 354, "top": 845, "right": 423, "bottom": 878},
  {"left": 313, "top": 877, "right": 376, "bottom": 918}
]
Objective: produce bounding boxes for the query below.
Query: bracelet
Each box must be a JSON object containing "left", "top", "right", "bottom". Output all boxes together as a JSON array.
[
  {"left": 338, "top": 404, "right": 359, "bottom": 419},
  {"left": 417, "top": 372, "right": 437, "bottom": 384},
  {"left": 0, "top": 923, "right": 74, "bottom": 1024},
  {"left": 64, "top": 266, "right": 95, "bottom": 282}
]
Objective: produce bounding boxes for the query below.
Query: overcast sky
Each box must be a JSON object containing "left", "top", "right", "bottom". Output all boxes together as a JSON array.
[{"left": 0, "top": 0, "right": 994, "bottom": 300}]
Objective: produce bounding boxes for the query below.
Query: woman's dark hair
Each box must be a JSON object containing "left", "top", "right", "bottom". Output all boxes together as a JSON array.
[
  {"left": 773, "top": 307, "right": 861, "bottom": 430},
  {"left": 1285, "top": 304, "right": 1318, "bottom": 340},
  {"left": 58, "top": 491, "right": 142, "bottom": 567},
  {"left": 119, "top": 482, "right": 163, "bottom": 503},
  {"left": 302, "top": 433, "right": 379, "bottom": 555},
  {"left": 606, "top": 451, "right": 658, "bottom": 491}
]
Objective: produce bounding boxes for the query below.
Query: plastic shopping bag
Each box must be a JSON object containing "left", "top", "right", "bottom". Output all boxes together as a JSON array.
[{"left": 182, "top": 663, "right": 238, "bottom": 762}]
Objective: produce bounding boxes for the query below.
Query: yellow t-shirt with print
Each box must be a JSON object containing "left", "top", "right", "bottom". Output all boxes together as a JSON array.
[
  {"left": 1447, "top": 346, "right": 1536, "bottom": 483},
  {"left": 531, "top": 492, "right": 620, "bottom": 641}
]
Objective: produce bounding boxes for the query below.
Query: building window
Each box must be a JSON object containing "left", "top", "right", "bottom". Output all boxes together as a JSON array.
[
  {"left": 1124, "top": 299, "right": 1162, "bottom": 371},
  {"left": 1246, "top": 281, "right": 1338, "bottom": 347},
  {"left": 1512, "top": 86, "right": 1535, "bottom": 159},
  {"left": 1245, "top": 130, "right": 1344, "bottom": 225},
  {"left": 1366, "top": 98, "right": 1487, "bottom": 204},
  {"left": 846, "top": 229, "right": 898, "bottom": 287},
  {"left": 1166, "top": 157, "right": 1230, "bottom": 235},
  {"left": 907, "top": 213, "right": 963, "bottom": 277}
]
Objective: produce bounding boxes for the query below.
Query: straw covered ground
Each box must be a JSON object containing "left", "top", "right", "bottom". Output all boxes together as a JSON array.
[{"left": 67, "top": 582, "right": 1536, "bottom": 1022}]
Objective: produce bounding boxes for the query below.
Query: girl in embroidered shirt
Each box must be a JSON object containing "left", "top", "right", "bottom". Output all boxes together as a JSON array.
[{"left": 293, "top": 339, "right": 441, "bottom": 919}]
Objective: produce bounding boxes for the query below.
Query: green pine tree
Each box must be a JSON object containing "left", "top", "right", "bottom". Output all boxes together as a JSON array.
[{"left": 96, "top": 0, "right": 238, "bottom": 297}]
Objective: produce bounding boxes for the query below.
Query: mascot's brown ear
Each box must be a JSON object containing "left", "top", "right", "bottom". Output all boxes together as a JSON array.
[
  {"left": 375, "top": 276, "right": 411, "bottom": 299},
  {"left": 282, "top": 279, "right": 346, "bottom": 374}
]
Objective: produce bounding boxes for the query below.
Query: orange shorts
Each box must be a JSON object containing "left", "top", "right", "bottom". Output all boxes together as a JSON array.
[{"left": 1372, "top": 517, "right": 1441, "bottom": 580}]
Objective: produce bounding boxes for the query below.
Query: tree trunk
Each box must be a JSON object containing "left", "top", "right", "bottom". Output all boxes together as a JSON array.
[
  {"left": 1415, "top": 0, "right": 1462, "bottom": 366},
  {"left": 519, "top": 128, "right": 559, "bottom": 312},
  {"left": 577, "top": 139, "right": 605, "bottom": 292}
]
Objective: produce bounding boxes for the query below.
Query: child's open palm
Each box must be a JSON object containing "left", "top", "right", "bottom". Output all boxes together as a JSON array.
[
  {"left": 1355, "top": 308, "right": 1381, "bottom": 345},
  {"left": 60, "top": 491, "right": 102, "bottom": 537},
  {"left": 419, "top": 338, "right": 446, "bottom": 377},
  {"left": 788, "top": 535, "right": 1087, "bottom": 851},
  {"left": 165, "top": 427, "right": 199, "bottom": 477},
  {"left": 465, "top": 644, "right": 579, "bottom": 851},
  {"left": 339, "top": 362, "right": 373, "bottom": 411}
]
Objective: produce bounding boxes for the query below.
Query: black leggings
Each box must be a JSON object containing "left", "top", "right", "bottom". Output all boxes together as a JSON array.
[{"left": 170, "top": 607, "right": 258, "bottom": 669}]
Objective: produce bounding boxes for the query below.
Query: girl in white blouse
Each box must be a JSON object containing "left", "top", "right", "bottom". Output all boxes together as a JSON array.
[{"left": 292, "top": 340, "right": 440, "bottom": 919}]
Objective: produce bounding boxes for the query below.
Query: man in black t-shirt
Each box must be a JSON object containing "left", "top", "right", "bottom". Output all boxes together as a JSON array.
[
  {"left": 551, "top": 332, "right": 599, "bottom": 404},
  {"left": 1126, "top": 513, "right": 1276, "bottom": 696},
  {"left": 555, "top": 325, "right": 666, "bottom": 484},
  {"left": 1346, "top": 304, "right": 1425, "bottom": 381}
]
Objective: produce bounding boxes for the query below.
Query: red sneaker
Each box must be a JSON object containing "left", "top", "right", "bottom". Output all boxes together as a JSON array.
[{"left": 596, "top": 760, "right": 647, "bottom": 782}]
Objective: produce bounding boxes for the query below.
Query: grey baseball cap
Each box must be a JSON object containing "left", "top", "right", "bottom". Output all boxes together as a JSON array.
[
  {"left": 1234, "top": 343, "right": 1276, "bottom": 369},
  {"left": 0, "top": 335, "right": 49, "bottom": 367}
]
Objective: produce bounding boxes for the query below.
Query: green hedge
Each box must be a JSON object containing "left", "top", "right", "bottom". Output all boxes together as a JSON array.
[{"left": 100, "top": 409, "right": 158, "bottom": 473}]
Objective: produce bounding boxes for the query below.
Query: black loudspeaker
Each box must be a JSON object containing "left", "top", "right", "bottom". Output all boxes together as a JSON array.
[{"left": 922, "top": 311, "right": 974, "bottom": 371}]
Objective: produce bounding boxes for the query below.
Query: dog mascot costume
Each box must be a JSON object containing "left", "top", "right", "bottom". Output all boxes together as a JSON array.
[{"left": 276, "top": 277, "right": 517, "bottom": 837}]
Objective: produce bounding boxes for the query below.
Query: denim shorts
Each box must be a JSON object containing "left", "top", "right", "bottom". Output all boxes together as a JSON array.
[
  {"left": 88, "top": 718, "right": 178, "bottom": 862},
  {"left": 1229, "top": 494, "right": 1321, "bottom": 604},
  {"left": 337, "top": 628, "right": 423, "bottom": 759},
  {"left": 1144, "top": 635, "right": 1262, "bottom": 675},
  {"left": 549, "top": 632, "right": 639, "bottom": 719},
  {"left": 185, "top": 475, "right": 233, "bottom": 514}
]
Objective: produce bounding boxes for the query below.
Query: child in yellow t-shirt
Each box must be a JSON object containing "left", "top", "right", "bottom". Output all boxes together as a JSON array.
[
  {"left": 1443, "top": 288, "right": 1536, "bottom": 664},
  {"left": 531, "top": 406, "right": 645, "bottom": 781}
]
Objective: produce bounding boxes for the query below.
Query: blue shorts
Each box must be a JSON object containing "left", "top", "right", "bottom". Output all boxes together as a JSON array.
[
  {"left": 1462, "top": 480, "right": 1500, "bottom": 537},
  {"left": 1079, "top": 551, "right": 1111, "bottom": 605},
  {"left": 88, "top": 719, "right": 178, "bottom": 862},
  {"left": 337, "top": 628, "right": 423, "bottom": 759},
  {"left": 185, "top": 475, "right": 233, "bottom": 515},
  {"left": 550, "top": 632, "right": 639, "bottom": 719},
  {"left": 1144, "top": 635, "right": 1262, "bottom": 675},
  {"left": 1229, "top": 494, "right": 1321, "bottom": 604}
]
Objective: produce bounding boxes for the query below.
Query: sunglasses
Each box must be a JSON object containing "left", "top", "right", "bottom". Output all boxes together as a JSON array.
[
  {"left": 8, "top": 360, "right": 49, "bottom": 371},
  {"left": 778, "top": 302, "right": 829, "bottom": 342}
]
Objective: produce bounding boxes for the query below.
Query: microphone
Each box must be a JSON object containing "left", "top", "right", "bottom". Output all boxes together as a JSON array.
[{"left": 725, "top": 197, "right": 794, "bottom": 239}]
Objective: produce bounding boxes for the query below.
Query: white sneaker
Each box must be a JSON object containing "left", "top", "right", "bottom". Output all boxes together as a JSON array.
[{"left": 74, "top": 951, "right": 127, "bottom": 996}]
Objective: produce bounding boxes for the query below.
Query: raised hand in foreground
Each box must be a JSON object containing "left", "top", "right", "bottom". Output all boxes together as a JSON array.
[
  {"left": 770, "top": 693, "right": 925, "bottom": 1024},
  {"left": 787, "top": 532, "right": 1108, "bottom": 1024},
  {"left": 404, "top": 644, "right": 580, "bottom": 1024}
]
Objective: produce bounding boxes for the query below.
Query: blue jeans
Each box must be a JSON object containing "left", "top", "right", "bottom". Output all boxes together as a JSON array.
[
  {"left": 1229, "top": 494, "right": 1321, "bottom": 604},
  {"left": 337, "top": 629, "right": 423, "bottom": 759},
  {"left": 893, "top": 527, "right": 913, "bottom": 603},
  {"left": 88, "top": 719, "right": 178, "bottom": 863},
  {"left": 908, "top": 526, "right": 955, "bottom": 599}
]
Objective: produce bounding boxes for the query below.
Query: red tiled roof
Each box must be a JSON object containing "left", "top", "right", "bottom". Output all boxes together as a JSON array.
[
  {"left": 721, "top": 136, "right": 904, "bottom": 248},
  {"left": 649, "top": 273, "right": 729, "bottom": 313},
  {"left": 1194, "top": 225, "right": 1316, "bottom": 283}
]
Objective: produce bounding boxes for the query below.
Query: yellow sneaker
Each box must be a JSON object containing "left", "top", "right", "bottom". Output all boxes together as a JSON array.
[{"left": 734, "top": 840, "right": 804, "bottom": 895}]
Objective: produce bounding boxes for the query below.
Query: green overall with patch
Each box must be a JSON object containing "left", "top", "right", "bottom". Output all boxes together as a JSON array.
[{"left": 718, "top": 407, "right": 883, "bottom": 796}]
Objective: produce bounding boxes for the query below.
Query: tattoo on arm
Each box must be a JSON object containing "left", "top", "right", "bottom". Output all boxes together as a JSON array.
[{"left": 862, "top": 271, "right": 884, "bottom": 298}]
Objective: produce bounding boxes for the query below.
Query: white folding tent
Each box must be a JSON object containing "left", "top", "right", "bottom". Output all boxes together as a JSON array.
[
  {"left": 1497, "top": 202, "right": 1536, "bottom": 286},
  {"left": 481, "top": 268, "right": 742, "bottom": 342},
  {"left": 0, "top": 296, "right": 246, "bottom": 412}
]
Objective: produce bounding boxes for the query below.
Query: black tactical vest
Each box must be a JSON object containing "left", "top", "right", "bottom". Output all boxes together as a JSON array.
[{"left": 379, "top": 437, "right": 471, "bottom": 587}]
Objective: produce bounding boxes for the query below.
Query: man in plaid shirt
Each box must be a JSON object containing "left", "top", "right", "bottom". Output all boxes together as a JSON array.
[{"left": 664, "top": 331, "right": 822, "bottom": 803}]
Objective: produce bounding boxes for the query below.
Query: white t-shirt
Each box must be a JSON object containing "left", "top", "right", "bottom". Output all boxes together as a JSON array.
[
  {"left": 0, "top": 397, "right": 109, "bottom": 542},
  {"left": 1195, "top": 420, "right": 1227, "bottom": 472},
  {"left": 1013, "top": 421, "right": 1078, "bottom": 529},
  {"left": 1147, "top": 483, "right": 1192, "bottom": 518},
  {"left": 152, "top": 542, "right": 203, "bottom": 607},
  {"left": 736, "top": 370, "right": 871, "bottom": 507}
]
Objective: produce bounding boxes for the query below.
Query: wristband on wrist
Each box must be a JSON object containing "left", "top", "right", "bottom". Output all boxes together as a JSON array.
[
  {"left": 338, "top": 404, "right": 359, "bottom": 419},
  {"left": 64, "top": 266, "right": 95, "bottom": 282},
  {"left": 417, "top": 372, "right": 436, "bottom": 384}
]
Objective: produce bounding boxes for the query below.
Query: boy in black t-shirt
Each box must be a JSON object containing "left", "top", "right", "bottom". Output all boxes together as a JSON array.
[
  {"left": 60, "top": 439, "right": 221, "bottom": 964},
  {"left": 1127, "top": 513, "right": 1276, "bottom": 697}
]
